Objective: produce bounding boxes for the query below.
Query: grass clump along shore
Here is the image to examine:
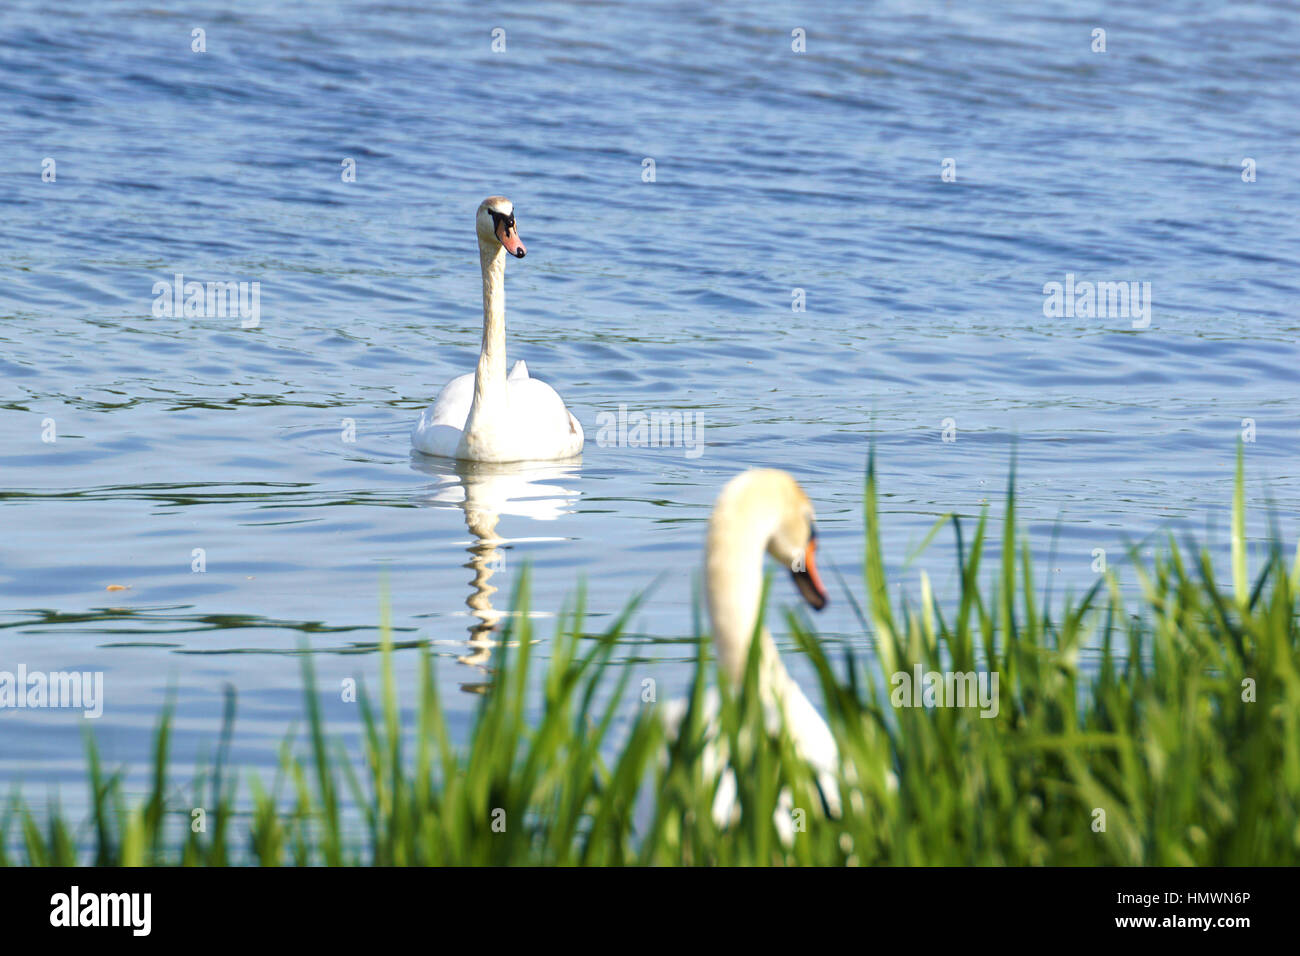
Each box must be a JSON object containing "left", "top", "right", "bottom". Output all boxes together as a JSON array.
[{"left": 4, "top": 450, "right": 1296, "bottom": 865}]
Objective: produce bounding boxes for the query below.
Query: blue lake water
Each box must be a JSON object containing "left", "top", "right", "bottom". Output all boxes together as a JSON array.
[{"left": 1, "top": 0, "right": 1298, "bottom": 817}]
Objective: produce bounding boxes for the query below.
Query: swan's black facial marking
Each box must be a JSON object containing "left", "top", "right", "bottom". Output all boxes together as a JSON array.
[{"left": 489, "top": 208, "right": 526, "bottom": 258}]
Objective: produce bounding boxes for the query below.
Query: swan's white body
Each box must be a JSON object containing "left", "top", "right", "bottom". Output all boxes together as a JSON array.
[
  {"left": 411, "top": 197, "right": 583, "bottom": 463},
  {"left": 412, "top": 359, "right": 582, "bottom": 461},
  {"left": 665, "top": 469, "right": 841, "bottom": 838}
]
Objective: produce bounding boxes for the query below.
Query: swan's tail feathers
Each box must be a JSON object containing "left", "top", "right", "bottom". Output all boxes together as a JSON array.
[{"left": 508, "top": 359, "right": 529, "bottom": 380}]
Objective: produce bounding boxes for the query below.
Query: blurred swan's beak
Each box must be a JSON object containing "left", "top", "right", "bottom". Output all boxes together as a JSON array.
[{"left": 790, "top": 530, "right": 828, "bottom": 611}]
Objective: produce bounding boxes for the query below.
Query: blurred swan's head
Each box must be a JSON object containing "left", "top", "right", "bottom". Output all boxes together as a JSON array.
[
  {"left": 476, "top": 196, "right": 525, "bottom": 258},
  {"left": 709, "top": 469, "right": 829, "bottom": 612}
]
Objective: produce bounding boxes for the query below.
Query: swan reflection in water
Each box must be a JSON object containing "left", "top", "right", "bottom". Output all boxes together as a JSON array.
[{"left": 409, "top": 455, "right": 581, "bottom": 693}]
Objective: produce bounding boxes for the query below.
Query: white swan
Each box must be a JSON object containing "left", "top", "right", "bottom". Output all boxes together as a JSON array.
[
  {"left": 411, "top": 196, "right": 584, "bottom": 462},
  {"left": 664, "top": 469, "right": 841, "bottom": 835}
]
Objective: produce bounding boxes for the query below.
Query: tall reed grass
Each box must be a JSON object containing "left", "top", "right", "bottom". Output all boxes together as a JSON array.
[{"left": 3, "top": 449, "right": 1296, "bottom": 865}]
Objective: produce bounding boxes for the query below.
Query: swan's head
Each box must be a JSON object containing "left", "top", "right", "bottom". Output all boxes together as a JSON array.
[
  {"left": 476, "top": 196, "right": 526, "bottom": 259},
  {"left": 711, "top": 469, "right": 829, "bottom": 612}
]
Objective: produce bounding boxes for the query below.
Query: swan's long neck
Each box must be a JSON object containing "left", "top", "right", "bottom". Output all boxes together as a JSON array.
[
  {"left": 471, "top": 237, "right": 508, "bottom": 417},
  {"left": 705, "top": 501, "right": 783, "bottom": 689}
]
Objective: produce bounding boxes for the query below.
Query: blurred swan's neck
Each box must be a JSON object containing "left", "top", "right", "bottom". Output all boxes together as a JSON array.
[{"left": 706, "top": 500, "right": 781, "bottom": 688}]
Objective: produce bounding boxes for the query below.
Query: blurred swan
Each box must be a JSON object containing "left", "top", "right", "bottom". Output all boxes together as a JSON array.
[
  {"left": 663, "top": 469, "right": 840, "bottom": 839},
  {"left": 411, "top": 196, "right": 584, "bottom": 462},
  {"left": 411, "top": 455, "right": 580, "bottom": 689}
]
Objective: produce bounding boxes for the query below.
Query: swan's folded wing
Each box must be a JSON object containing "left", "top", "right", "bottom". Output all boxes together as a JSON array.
[
  {"left": 505, "top": 376, "right": 584, "bottom": 457},
  {"left": 411, "top": 372, "right": 475, "bottom": 457},
  {"left": 410, "top": 416, "right": 464, "bottom": 457},
  {"left": 427, "top": 371, "right": 475, "bottom": 428},
  {"left": 508, "top": 359, "right": 529, "bottom": 380}
]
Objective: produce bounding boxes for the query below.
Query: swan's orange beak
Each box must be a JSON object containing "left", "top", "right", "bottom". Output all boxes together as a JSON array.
[
  {"left": 790, "top": 531, "right": 828, "bottom": 611},
  {"left": 496, "top": 219, "right": 526, "bottom": 258}
]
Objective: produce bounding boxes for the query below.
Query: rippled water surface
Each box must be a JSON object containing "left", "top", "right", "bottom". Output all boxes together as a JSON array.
[{"left": 2, "top": 1, "right": 1298, "bottom": 807}]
